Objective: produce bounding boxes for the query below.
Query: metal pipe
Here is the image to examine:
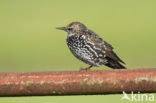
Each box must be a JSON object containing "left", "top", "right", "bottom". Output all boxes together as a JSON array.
[{"left": 0, "top": 68, "right": 156, "bottom": 96}]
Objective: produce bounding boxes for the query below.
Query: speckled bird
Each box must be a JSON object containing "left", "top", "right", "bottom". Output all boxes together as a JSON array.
[{"left": 56, "top": 22, "right": 126, "bottom": 70}]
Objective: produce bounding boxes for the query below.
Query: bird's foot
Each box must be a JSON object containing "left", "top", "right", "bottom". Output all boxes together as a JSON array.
[
  {"left": 79, "top": 66, "right": 93, "bottom": 71},
  {"left": 80, "top": 67, "right": 90, "bottom": 71}
]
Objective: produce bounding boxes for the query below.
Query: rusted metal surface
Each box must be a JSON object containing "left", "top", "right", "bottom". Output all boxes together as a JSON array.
[{"left": 0, "top": 68, "right": 156, "bottom": 96}]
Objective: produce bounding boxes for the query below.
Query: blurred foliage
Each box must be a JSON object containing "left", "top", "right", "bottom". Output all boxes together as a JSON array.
[
  {"left": 0, "top": 94, "right": 156, "bottom": 103},
  {"left": 0, "top": 0, "right": 156, "bottom": 102},
  {"left": 0, "top": 0, "right": 156, "bottom": 72}
]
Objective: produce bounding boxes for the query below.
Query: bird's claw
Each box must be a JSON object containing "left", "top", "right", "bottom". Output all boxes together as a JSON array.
[{"left": 79, "top": 67, "right": 90, "bottom": 71}]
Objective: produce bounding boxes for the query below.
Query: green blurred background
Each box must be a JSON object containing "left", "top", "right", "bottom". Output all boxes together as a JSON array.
[{"left": 0, "top": 0, "right": 156, "bottom": 103}]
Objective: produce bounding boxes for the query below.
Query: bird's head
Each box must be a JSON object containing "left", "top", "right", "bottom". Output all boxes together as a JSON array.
[{"left": 56, "top": 22, "right": 87, "bottom": 36}]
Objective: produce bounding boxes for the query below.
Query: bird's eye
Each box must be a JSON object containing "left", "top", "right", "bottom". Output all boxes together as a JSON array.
[{"left": 68, "top": 28, "right": 73, "bottom": 31}]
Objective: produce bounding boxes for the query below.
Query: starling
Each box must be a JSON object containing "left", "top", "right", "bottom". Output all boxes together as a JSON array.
[{"left": 56, "top": 22, "right": 126, "bottom": 70}]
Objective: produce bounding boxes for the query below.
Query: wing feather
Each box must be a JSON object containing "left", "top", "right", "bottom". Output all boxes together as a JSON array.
[{"left": 85, "top": 29, "right": 125, "bottom": 64}]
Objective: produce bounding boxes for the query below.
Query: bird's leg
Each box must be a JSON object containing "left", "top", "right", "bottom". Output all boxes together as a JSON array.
[{"left": 80, "top": 65, "right": 93, "bottom": 71}]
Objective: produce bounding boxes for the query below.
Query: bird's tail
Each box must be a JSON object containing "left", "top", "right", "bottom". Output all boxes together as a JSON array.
[{"left": 105, "top": 58, "right": 126, "bottom": 69}]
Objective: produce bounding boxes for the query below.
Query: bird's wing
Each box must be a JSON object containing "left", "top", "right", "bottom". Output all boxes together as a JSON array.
[{"left": 85, "top": 29, "right": 125, "bottom": 64}]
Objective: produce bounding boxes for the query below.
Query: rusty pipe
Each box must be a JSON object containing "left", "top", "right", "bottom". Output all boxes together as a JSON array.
[{"left": 0, "top": 68, "right": 156, "bottom": 96}]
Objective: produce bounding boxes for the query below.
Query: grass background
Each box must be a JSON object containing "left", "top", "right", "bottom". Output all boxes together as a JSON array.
[{"left": 0, "top": 0, "right": 156, "bottom": 103}]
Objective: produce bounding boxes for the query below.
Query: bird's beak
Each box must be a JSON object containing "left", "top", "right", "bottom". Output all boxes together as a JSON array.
[{"left": 56, "top": 27, "right": 66, "bottom": 31}]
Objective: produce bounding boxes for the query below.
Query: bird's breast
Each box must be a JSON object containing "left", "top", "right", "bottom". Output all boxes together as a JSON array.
[
  {"left": 66, "top": 35, "right": 106, "bottom": 66},
  {"left": 66, "top": 35, "right": 85, "bottom": 50}
]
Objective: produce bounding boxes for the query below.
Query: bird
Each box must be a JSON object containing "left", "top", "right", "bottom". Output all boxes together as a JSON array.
[{"left": 56, "top": 22, "right": 126, "bottom": 70}]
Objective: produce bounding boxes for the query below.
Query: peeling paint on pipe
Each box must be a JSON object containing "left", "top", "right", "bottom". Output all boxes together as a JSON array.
[{"left": 0, "top": 68, "right": 156, "bottom": 96}]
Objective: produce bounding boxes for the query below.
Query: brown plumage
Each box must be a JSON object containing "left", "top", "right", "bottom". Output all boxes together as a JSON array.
[{"left": 56, "top": 22, "right": 126, "bottom": 70}]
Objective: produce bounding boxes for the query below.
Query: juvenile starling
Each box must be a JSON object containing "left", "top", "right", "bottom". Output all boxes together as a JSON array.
[{"left": 56, "top": 22, "right": 126, "bottom": 70}]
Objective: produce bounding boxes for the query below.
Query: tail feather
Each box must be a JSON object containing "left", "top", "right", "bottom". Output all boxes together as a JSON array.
[{"left": 105, "top": 57, "right": 126, "bottom": 69}]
